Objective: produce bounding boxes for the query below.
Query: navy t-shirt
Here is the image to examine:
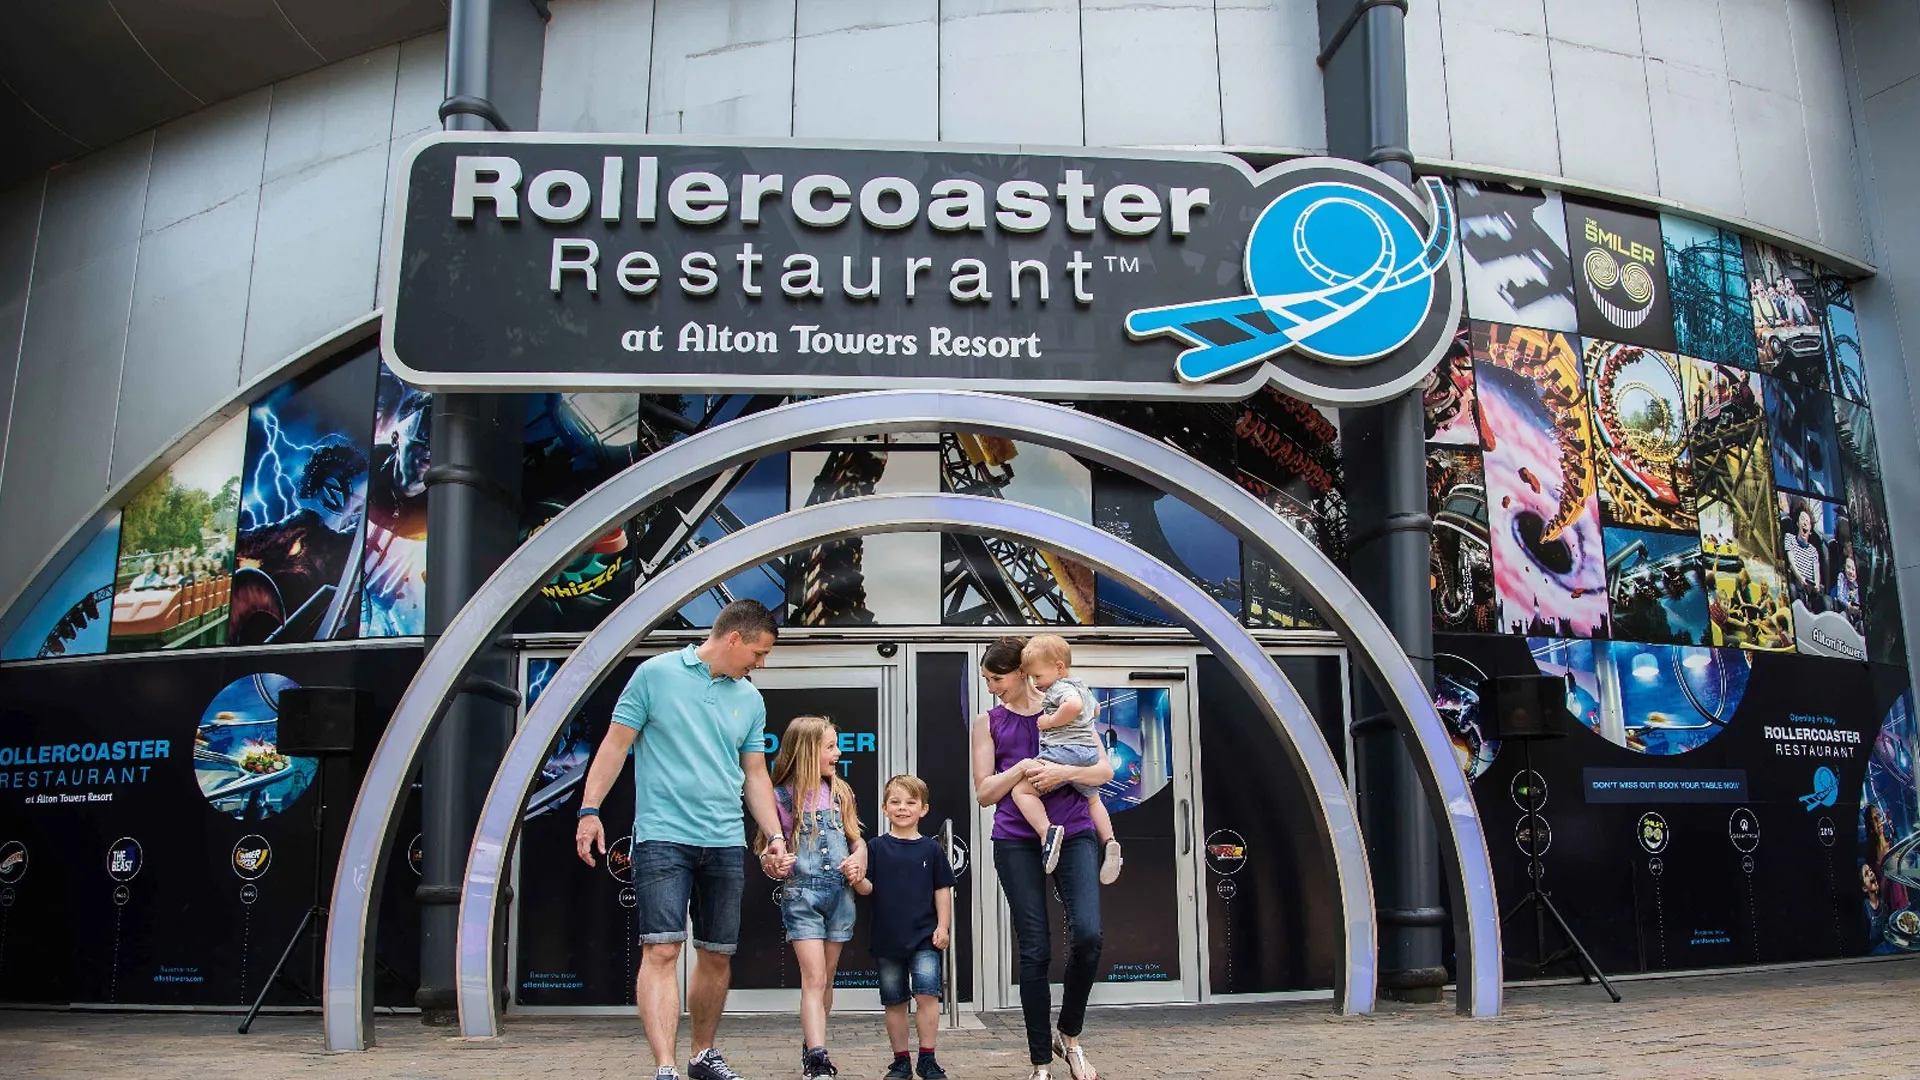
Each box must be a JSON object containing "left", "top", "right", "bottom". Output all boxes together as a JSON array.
[{"left": 866, "top": 833, "right": 956, "bottom": 958}]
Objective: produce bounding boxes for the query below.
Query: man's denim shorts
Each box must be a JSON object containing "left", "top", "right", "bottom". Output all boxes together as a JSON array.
[
  {"left": 876, "top": 947, "right": 943, "bottom": 1006},
  {"left": 633, "top": 841, "right": 745, "bottom": 953}
]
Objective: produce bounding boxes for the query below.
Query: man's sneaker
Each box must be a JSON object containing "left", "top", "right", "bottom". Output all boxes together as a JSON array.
[
  {"left": 799, "top": 1046, "right": 838, "bottom": 1079},
  {"left": 688, "top": 1048, "right": 744, "bottom": 1080},
  {"left": 916, "top": 1051, "right": 947, "bottom": 1079},
  {"left": 1099, "top": 839, "right": 1124, "bottom": 885},
  {"left": 1040, "top": 824, "right": 1065, "bottom": 873},
  {"left": 1052, "top": 1033, "right": 1097, "bottom": 1080},
  {"left": 884, "top": 1054, "right": 914, "bottom": 1080}
]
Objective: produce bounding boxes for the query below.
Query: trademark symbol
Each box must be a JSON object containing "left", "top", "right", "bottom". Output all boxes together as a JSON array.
[{"left": 1103, "top": 255, "right": 1141, "bottom": 273}]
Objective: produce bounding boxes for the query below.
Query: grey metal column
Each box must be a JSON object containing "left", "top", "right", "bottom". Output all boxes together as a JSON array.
[
  {"left": 1319, "top": 0, "right": 1448, "bottom": 1002},
  {"left": 416, "top": 0, "right": 544, "bottom": 1024}
]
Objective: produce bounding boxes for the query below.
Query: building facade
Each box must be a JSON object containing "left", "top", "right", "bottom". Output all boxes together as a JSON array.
[{"left": 1, "top": 1, "right": 1918, "bottom": 1016}]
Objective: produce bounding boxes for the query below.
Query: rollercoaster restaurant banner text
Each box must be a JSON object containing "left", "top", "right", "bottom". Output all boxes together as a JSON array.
[{"left": 382, "top": 136, "right": 1461, "bottom": 407}]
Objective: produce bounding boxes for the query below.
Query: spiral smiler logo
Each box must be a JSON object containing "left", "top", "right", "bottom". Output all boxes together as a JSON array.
[{"left": 1580, "top": 218, "right": 1659, "bottom": 329}]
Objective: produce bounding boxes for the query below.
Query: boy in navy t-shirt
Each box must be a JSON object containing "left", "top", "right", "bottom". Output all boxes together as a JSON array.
[{"left": 854, "top": 775, "right": 956, "bottom": 1079}]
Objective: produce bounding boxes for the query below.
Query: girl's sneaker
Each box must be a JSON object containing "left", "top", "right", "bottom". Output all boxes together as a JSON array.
[
  {"left": 916, "top": 1051, "right": 947, "bottom": 1079},
  {"left": 884, "top": 1053, "right": 914, "bottom": 1080},
  {"left": 1099, "top": 839, "right": 1124, "bottom": 885},
  {"left": 800, "top": 1046, "right": 838, "bottom": 1079},
  {"left": 1052, "top": 1033, "right": 1098, "bottom": 1080},
  {"left": 1026, "top": 1069, "right": 1051, "bottom": 1080},
  {"left": 1040, "top": 824, "right": 1065, "bottom": 873}
]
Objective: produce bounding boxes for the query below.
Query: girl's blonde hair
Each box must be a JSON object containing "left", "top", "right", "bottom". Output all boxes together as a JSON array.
[{"left": 759, "top": 715, "right": 861, "bottom": 852}]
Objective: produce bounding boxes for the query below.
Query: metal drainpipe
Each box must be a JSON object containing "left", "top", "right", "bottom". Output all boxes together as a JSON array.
[
  {"left": 1318, "top": 0, "right": 1448, "bottom": 1002},
  {"left": 416, "top": 0, "right": 542, "bottom": 1024}
]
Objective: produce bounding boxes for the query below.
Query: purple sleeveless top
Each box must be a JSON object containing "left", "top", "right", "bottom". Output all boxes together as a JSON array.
[{"left": 989, "top": 702, "right": 1097, "bottom": 842}]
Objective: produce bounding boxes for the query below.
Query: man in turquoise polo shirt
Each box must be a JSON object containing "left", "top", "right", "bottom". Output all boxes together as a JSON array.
[{"left": 576, "top": 600, "right": 838, "bottom": 1080}]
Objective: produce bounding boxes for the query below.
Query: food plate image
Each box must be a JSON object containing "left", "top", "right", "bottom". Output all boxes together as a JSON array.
[
  {"left": 194, "top": 673, "right": 317, "bottom": 820},
  {"left": 1884, "top": 906, "right": 1920, "bottom": 950}
]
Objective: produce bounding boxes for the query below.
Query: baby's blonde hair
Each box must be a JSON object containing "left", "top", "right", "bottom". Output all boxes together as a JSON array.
[{"left": 1022, "top": 633, "right": 1072, "bottom": 669}]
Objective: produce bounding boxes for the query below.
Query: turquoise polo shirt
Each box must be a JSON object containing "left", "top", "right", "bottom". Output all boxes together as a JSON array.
[{"left": 610, "top": 645, "right": 768, "bottom": 849}]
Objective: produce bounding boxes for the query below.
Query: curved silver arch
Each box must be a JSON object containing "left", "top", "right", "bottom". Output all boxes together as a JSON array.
[
  {"left": 322, "top": 390, "right": 1499, "bottom": 1051},
  {"left": 0, "top": 311, "right": 381, "bottom": 650},
  {"left": 457, "top": 494, "right": 1375, "bottom": 1034}
]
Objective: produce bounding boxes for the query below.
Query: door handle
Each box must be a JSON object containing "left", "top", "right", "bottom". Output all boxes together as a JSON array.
[{"left": 1179, "top": 798, "right": 1192, "bottom": 856}]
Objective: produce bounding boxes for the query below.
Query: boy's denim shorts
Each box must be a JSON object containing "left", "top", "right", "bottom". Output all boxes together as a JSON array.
[
  {"left": 876, "top": 947, "right": 943, "bottom": 1006},
  {"left": 1038, "top": 741, "right": 1105, "bottom": 797},
  {"left": 779, "top": 876, "right": 857, "bottom": 942},
  {"left": 633, "top": 841, "right": 744, "bottom": 953}
]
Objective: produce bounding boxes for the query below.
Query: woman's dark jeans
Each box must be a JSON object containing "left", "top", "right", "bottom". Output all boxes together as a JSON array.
[{"left": 994, "top": 831, "right": 1103, "bottom": 1065}]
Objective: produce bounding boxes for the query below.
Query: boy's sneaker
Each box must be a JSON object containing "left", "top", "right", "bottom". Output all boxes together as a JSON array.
[
  {"left": 800, "top": 1047, "right": 838, "bottom": 1079},
  {"left": 884, "top": 1054, "right": 914, "bottom": 1080},
  {"left": 1040, "top": 824, "right": 1065, "bottom": 873},
  {"left": 1099, "top": 839, "right": 1124, "bottom": 885},
  {"left": 916, "top": 1051, "right": 947, "bottom": 1079},
  {"left": 688, "top": 1049, "right": 744, "bottom": 1080}
]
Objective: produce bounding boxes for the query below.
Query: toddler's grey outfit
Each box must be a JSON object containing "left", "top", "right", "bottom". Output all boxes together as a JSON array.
[{"left": 1038, "top": 678, "right": 1104, "bottom": 797}]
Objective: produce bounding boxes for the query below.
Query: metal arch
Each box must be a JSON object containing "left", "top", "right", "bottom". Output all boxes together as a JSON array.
[
  {"left": 455, "top": 494, "right": 1374, "bottom": 1035},
  {"left": 321, "top": 390, "right": 1498, "bottom": 1052}
]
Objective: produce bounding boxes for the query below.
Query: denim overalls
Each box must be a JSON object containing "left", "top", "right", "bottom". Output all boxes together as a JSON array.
[{"left": 776, "top": 786, "right": 857, "bottom": 942}]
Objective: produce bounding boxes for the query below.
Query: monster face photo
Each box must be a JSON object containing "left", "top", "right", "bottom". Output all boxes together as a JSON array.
[
  {"left": 359, "top": 364, "right": 431, "bottom": 638},
  {"left": 1662, "top": 214, "right": 1759, "bottom": 371},
  {"left": 1585, "top": 339, "right": 1694, "bottom": 533},
  {"left": 1455, "top": 180, "right": 1578, "bottom": 333},
  {"left": 1473, "top": 323, "right": 1609, "bottom": 638},
  {"left": 229, "top": 350, "right": 378, "bottom": 646},
  {"left": 1566, "top": 199, "right": 1676, "bottom": 352}
]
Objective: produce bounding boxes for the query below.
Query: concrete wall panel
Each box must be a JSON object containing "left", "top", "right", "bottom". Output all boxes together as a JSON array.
[
  {"left": 1645, "top": 58, "right": 1746, "bottom": 219},
  {"left": 539, "top": 0, "right": 655, "bottom": 133},
  {"left": 0, "top": 179, "right": 43, "bottom": 504},
  {"left": 1405, "top": 0, "right": 1453, "bottom": 158},
  {"left": 792, "top": 0, "right": 939, "bottom": 141},
  {"left": 1440, "top": 10, "right": 1561, "bottom": 177},
  {"left": 1549, "top": 41, "right": 1658, "bottom": 194},
  {"left": 1082, "top": 0, "right": 1222, "bottom": 147},
  {"left": 647, "top": 0, "right": 797, "bottom": 136},
  {"left": 939, "top": 0, "right": 1083, "bottom": 145},
  {"left": 141, "top": 91, "right": 272, "bottom": 235}
]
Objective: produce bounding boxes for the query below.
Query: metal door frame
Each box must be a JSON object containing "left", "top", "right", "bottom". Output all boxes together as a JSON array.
[{"left": 504, "top": 644, "right": 909, "bottom": 1016}]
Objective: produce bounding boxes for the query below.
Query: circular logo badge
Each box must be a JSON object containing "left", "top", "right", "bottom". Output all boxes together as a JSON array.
[
  {"left": 607, "top": 835, "right": 635, "bottom": 883},
  {"left": 0, "top": 840, "right": 26, "bottom": 885},
  {"left": 1215, "top": 879, "right": 1239, "bottom": 901},
  {"left": 1648, "top": 857, "right": 1665, "bottom": 878},
  {"left": 0, "top": 886, "right": 14, "bottom": 908},
  {"left": 112, "top": 884, "right": 131, "bottom": 906},
  {"left": 1817, "top": 817, "right": 1837, "bottom": 848},
  {"left": 106, "top": 838, "right": 143, "bottom": 882},
  {"left": 408, "top": 833, "right": 425, "bottom": 877},
  {"left": 947, "top": 836, "right": 970, "bottom": 879},
  {"left": 1510, "top": 771, "right": 1548, "bottom": 812},
  {"left": 1515, "top": 814, "right": 1553, "bottom": 858},
  {"left": 1637, "top": 812, "right": 1669, "bottom": 855},
  {"left": 231, "top": 835, "right": 272, "bottom": 881},
  {"left": 1729, "top": 807, "right": 1760, "bottom": 854},
  {"left": 1741, "top": 854, "right": 1755, "bottom": 874},
  {"left": 1205, "top": 830, "right": 1250, "bottom": 876},
  {"left": 239, "top": 883, "right": 259, "bottom": 906},
  {"left": 618, "top": 886, "right": 637, "bottom": 909}
]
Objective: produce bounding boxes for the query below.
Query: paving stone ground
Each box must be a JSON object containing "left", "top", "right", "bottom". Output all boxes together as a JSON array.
[{"left": 5, "top": 958, "right": 1918, "bottom": 1078}]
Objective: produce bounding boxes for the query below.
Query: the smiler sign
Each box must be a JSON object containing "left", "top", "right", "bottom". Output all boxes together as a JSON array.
[{"left": 382, "top": 135, "right": 1460, "bottom": 406}]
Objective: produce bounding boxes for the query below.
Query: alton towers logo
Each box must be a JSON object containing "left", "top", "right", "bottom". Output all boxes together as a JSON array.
[{"left": 1125, "top": 162, "right": 1458, "bottom": 399}]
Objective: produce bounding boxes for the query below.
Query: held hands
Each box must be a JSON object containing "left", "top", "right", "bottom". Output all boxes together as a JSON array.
[
  {"left": 839, "top": 843, "right": 868, "bottom": 888},
  {"left": 759, "top": 836, "right": 796, "bottom": 879},
  {"left": 575, "top": 813, "right": 607, "bottom": 867}
]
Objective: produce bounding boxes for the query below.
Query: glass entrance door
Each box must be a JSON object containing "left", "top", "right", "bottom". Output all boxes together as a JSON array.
[{"left": 989, "top": 658, "right": 1202, "bottom": 1006}]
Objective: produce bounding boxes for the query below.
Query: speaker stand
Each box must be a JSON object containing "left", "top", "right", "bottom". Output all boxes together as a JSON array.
[{"left": 1499, "top": 735, "right": 1621, "bottom": 1002}]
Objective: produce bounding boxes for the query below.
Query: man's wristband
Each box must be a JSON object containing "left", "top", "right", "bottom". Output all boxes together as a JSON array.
[{"left": 576, "top": 807, "right": 600, "bottom": 819}]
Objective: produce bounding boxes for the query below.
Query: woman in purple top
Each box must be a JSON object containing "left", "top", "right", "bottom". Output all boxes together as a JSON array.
[{"left": 971, "top": 636, "right": 1115, "bottom": 1080}]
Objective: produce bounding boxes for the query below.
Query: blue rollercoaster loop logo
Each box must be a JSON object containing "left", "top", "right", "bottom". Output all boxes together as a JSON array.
[{"left": 1126, "top": 174, "right": 1457, "bottom": 386}]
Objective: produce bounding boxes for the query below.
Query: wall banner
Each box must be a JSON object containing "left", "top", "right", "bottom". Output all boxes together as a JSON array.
[{"left": 383, "top": 136, "right": 1460, "bottom": 406}]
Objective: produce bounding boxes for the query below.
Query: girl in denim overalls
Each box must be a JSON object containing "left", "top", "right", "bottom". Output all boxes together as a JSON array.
[{"left": 758, "top": 715, "right": 865, "bottom": 1079}]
